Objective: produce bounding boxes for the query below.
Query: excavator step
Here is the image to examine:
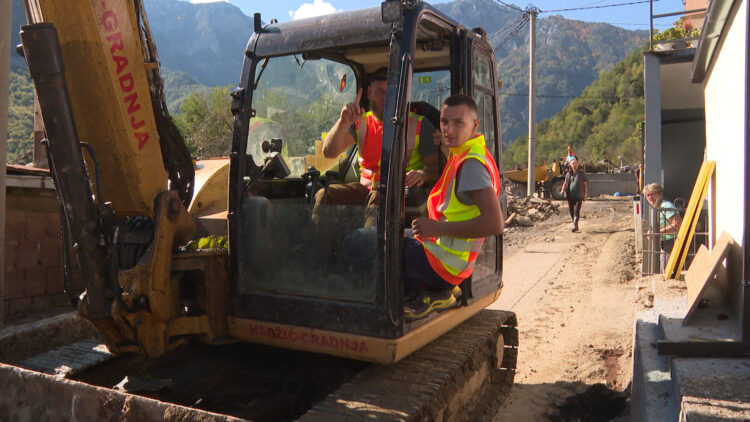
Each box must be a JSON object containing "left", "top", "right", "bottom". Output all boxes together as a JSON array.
[{"left": 20, "top": 337, "right": 112, "bottom": 377}]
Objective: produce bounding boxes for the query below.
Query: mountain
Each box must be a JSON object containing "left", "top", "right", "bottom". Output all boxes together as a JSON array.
[
  {"left": 8, "top": 0, "right": 252, "bottom": 85},
  {"left": 433, "top": 0, "right": 648, "bottom": 145},
  {"left": 142, "top": 0, "right": 253, "bottom": 87}
]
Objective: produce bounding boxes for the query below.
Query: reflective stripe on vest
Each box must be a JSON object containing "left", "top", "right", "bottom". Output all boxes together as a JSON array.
[
  {"left": 356, "top": 112, "right": 423, "bottom": 189},
  {"left": 419, "top": 134, "right": 501, "bottom": 285},
  {"left": 405, "top": 113, "right": 424, "bottom": 171}
]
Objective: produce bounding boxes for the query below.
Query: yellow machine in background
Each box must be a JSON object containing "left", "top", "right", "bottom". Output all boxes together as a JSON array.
[{"left": 503, "top": 161, "right": 566, "bottom": 199}]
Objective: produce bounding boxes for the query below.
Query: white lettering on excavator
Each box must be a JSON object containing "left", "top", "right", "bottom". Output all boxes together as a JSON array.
[
  {"left": 246, "top": 324, "right": 370, "bottom": 353},
  {"left": 101, "top": 3, "right": 150, "bottom": 150}
]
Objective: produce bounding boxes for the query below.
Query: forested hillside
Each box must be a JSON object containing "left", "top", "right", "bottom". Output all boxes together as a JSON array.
[
  {"left": 502, "top": 47, "right": 645, "bottom": 169},
  {"left": 434, "top": 0, "right": 647, "bottom": 144}
]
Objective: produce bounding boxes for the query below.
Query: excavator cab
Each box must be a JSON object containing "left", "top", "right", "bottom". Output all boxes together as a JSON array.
[{"left": 226, "top": 1, "right": 505, "bottom": 362}]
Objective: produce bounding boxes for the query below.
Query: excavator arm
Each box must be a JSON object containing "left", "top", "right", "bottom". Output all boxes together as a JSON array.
[{"left": 19, "top": 0, "right": 198, "bottom": 353}]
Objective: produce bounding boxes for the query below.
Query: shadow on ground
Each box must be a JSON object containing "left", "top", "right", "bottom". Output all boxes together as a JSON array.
[{"left": 497, "top": 380, "right": 630, "bottom": 422}]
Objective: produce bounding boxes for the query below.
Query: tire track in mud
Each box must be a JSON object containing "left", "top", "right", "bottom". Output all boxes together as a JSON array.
[{"left": 491, "top": 199, "right": 637, "bottom": 421}]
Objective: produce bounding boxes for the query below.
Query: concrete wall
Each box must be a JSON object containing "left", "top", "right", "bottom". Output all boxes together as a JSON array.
[
  {"left": 703, "top": 0, "right": 747, "bottom": 250},
  {"left": 0, "top": 364, "right": 242, "bottom": 421},
  {"left": 643, "top": 54, "right": 663, "bottom": 188},
  {"left": 586, "top": 173, "right": 639, "bottom": 197},
  {"left": 3, "top": 185, "right": 69, "bottom": 318},
  {"left": 661, "top": 110, "right": 706, "bottom": 201}
]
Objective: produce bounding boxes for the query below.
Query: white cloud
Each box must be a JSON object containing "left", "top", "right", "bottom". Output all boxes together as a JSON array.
[{"left": 289, "top": 0, "right": 340, "bottom": 20}]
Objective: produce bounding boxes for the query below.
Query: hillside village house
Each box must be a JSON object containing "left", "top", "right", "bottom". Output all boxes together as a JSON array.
[
  {"left": 642, "top": 0, "right": 708, "bottom": 273},
  {"left": 641, "top": 0, "right": 750, "bottom": 349},
  {"left": 690, "top": 0, "right": 750, "bottom": 347}
]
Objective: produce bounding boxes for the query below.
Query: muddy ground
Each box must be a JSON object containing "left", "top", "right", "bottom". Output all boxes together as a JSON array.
[{"left": 491, "top": 197, "right": 641, "bottom": 421}]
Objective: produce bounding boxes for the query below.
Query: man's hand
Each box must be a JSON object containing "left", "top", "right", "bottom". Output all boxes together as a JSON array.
[
  {"left": 339, "top": 88, "right": 364, "bottom": 126},
  {"left": 405, "top": 170, "right": 425, "bottom": 187},
  {"left": 412, "top": 217, "right": 442, "bottom": 238},
  {"left": 323, "top": 88, "right": 362, "bottom": 158}
]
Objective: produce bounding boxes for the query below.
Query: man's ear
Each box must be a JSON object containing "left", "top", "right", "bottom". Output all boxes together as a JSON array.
[{"left": 473, "top": 118, "right": 480, "bottom": 133}]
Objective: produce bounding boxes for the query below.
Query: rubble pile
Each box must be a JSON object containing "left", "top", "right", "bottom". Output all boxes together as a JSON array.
[{"left": 504, "top": 196, "right": 560, "bottom": 228}]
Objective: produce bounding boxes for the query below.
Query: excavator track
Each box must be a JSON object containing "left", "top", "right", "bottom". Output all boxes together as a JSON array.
[{"left": 0, "top": 310, "right": 517, "bottom": 421}]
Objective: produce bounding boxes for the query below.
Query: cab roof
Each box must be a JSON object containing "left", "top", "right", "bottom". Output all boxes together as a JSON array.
[{"left": 247, "top": 2, "right": 477, "bottom": 72}]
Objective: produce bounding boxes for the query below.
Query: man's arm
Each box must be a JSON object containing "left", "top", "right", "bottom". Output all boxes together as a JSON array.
[
  {"left": 322, "top": 88, "right": 363, "bottom": 158},
  {"left": 411, "top": 186, "right": 503, "bottom": 238},
  {"left": 405, "top": 153, "right": 439, "bottom": 187}
]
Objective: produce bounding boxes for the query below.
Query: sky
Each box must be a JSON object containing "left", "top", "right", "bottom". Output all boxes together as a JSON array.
[{"left": 188, "top": 0, "right": 688, "bottom": 30}]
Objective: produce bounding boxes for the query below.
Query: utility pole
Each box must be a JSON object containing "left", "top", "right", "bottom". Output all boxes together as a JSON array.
[{"left": 526, "top": 6, "right": 539, "bottom": 197}]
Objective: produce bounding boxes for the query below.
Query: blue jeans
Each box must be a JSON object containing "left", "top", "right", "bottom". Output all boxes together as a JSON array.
[{"left": 403, "top": 237, "right": 454, "bottom": 295}]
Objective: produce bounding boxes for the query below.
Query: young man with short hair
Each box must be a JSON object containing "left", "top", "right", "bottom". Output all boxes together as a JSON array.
[{"left": 404, "top": 94, "right": 503, "bottom": 320}]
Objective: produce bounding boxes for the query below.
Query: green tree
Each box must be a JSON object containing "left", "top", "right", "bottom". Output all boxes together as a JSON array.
[
  {"left": 7, "top": 66, "right": 35, "bottom": 164},
  {"left": 173, "top": 85, "right": 234, "bottom": 159}
]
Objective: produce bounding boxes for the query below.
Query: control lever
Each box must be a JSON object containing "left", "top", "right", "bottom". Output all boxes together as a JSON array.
[{"left": 301, "top": 166, "right": 320, "bottom": 204}]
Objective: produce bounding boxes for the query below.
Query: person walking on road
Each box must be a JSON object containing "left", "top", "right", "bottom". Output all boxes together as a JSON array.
[{"left": 560, "top": 158, "right": 587, "bottom": 232}]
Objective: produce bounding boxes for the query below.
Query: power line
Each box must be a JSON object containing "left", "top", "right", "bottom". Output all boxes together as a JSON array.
[
  {"left": 496, "top": 0, "right": 524, "bottom": 13},
  {"left": 499, "top": 91, "right": 640, "bottom": 100},
  {"left": 495, "top": 14, "right": 529, "bottom": 47},
  {"left": 540, "top": 0, "right": 659, "bottom": 14},
  {"left": 487, "top": 15, "right": 528, "bottom": 41}
]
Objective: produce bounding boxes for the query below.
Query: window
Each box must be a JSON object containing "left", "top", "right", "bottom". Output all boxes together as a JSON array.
[{"left": 239, "top": 56, "right": 376, "bottom": 304}]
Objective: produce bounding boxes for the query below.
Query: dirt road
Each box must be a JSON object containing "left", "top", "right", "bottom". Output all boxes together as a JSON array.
[{"left": 491, "top": 197, "right": 638, "bottom": 421}]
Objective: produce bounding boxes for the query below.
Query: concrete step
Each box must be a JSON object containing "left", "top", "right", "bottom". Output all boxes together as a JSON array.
[
  {"left": 672, "top": 358, "right": 750, "bottom": 421},
  {"left": 631, "top": 276, "right": 750, "bottom": 421}
]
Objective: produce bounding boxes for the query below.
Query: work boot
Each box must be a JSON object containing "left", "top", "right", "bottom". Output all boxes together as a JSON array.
[
  {"left": 451, "top": 285, "right": 462, "bottom": 300},
  {"left": 404, "top": 288, "right": 457, "bottom": 321},
  {"left": 572, "top": 216, "right": 579, "bottom": 232}
]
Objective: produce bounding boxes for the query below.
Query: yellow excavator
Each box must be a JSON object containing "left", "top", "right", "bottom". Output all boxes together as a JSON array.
[{"left": 18, "top": 0, "right": 516, "bottom": 366}]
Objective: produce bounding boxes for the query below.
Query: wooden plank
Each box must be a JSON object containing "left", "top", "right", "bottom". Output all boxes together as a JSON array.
[
  {"left": 684, "top": 231, "right": 734, "bottom": 324},
  {"left": 665, "top": 161, "right": 716, "bottom": 280}
]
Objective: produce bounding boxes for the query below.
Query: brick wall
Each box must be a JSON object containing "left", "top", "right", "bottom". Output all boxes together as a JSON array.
[{"left": 4, "top": 186, "right": 69, "bottom": 318}]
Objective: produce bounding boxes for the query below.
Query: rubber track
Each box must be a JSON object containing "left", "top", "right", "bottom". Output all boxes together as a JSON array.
[{"left": 300, "top": 309, "right": 519, "bottom": 422}]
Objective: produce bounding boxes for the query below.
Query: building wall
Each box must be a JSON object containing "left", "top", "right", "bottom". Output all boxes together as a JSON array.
[
  {"left": 661, "top": 112, "right": 706, "bottom": 201},
  {"left": 3, "top": 186, "right": 68, "bottom": 317},
  {"left": 684, "top": 0, "right": 709, "bottom": 30},
  {"left": 704, "top": 0, "right": 747, "bottom": 250}
]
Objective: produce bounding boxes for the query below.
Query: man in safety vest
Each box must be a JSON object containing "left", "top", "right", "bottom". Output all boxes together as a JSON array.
[
  {"left": 316, "top": 67, "right": 439, "bottom": 219},
  {"left": 403, "top": 94, "right": 503, "bottom": 320}
]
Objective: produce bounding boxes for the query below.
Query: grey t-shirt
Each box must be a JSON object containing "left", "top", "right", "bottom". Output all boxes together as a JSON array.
[{"left": 456, "top": 158, "right": 493, "bottom": 205}]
